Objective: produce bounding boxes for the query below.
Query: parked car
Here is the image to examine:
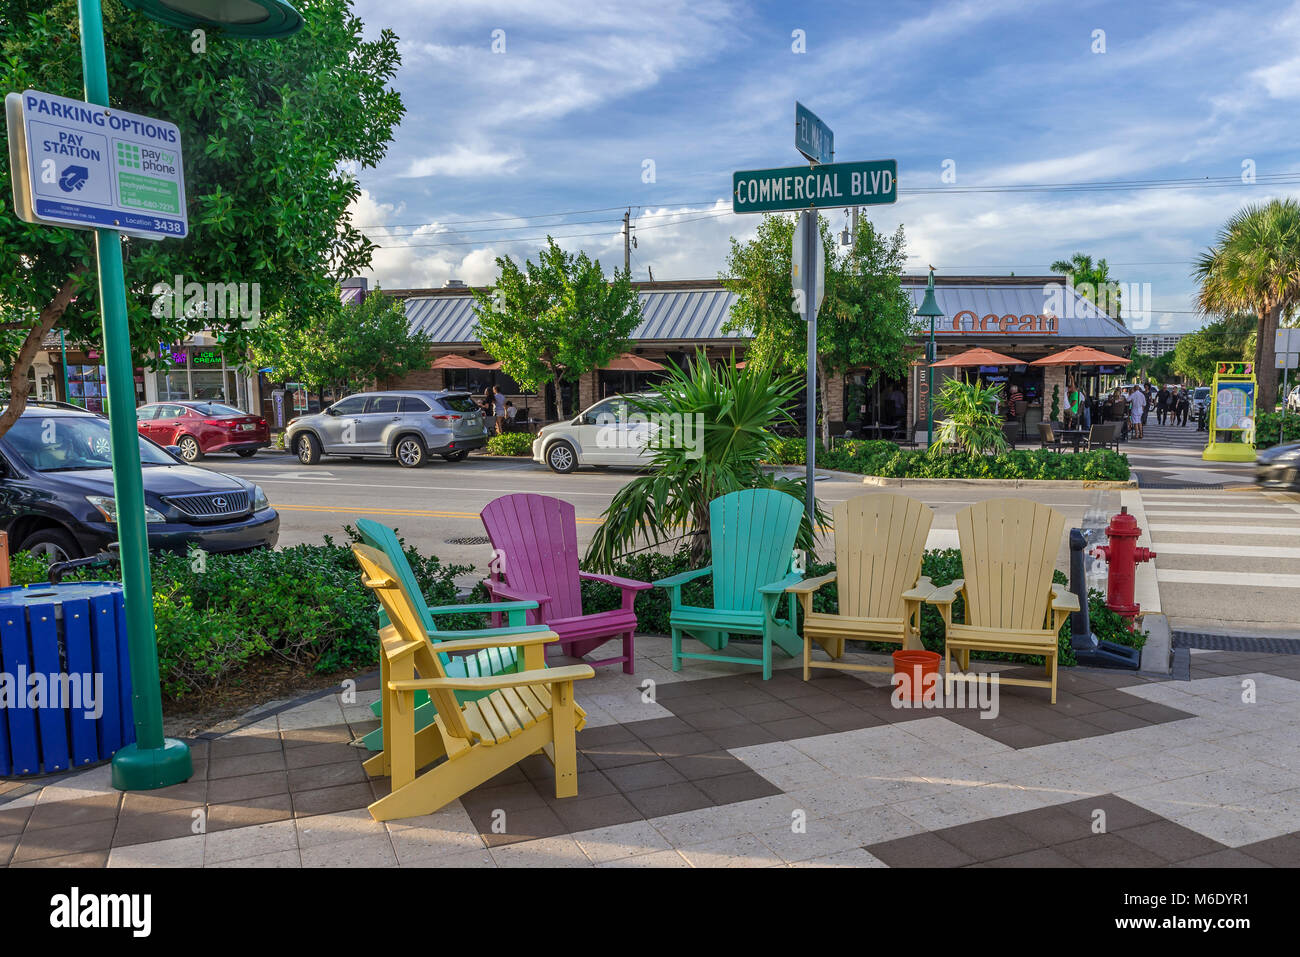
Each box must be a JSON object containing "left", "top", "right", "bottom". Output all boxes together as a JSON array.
[
  {"left": 533, "top": 394, "right": 658, "bottom": 473},
  {"left": 1192, "top": 386, "right": 1211, "bottom": 416},
  {"left": 284, "top": 390, "right": 488, "bottom": 468},
  {"left": 1257, "top": 441, "right": 1300, "bottom": 491},
  {"left": 0, "top": 404, "right": 278, "bottom": 562},
  {"left": 136, "top": 401, "right": 270, "bottom": 462},
  {"left": 1286, "top": 384, "right": 1300, "bottom": 413}
]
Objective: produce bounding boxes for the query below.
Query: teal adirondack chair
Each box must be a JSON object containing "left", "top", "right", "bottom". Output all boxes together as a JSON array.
[
  {"left": 356, "top": 518, "right": 549, "bottom": 751},
  {"left": 654, "top": 489, "right": 805, "bottom": 680}
]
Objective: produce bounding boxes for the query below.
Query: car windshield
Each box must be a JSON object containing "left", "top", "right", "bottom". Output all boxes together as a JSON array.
[
  {"left": 190, "top": 403, "right": 244, "bottom": 417},
  {"left": 439, "top": 395, "right": 478, "bottom": 413},
  {"left": 3, "top": 415, "right": 177, "bottom": 472}
]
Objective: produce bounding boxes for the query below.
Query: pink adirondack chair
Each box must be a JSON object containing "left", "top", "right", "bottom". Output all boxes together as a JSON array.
[{"left": 480, "top": 493, "right": 651, "bottom": 673}]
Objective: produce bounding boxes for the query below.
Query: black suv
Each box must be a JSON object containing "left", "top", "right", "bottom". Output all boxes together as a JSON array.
[{"left": 0, "top": 404, "right": 279, "bottom": 561}]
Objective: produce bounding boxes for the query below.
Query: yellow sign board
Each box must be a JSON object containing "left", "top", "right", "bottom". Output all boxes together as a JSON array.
[{"left": 1203, "top": 362, "right": 1257, "bottom": 462}]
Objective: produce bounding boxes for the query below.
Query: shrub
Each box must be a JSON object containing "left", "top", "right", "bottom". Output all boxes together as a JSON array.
[
  {"left": 1255, "top": 411, "right": 1300, "bottom": 448},
  {"left": 930, "top": 378, "right": 1008, "bottom": 455},
  {"left": 485, "top": 432, "right": 535, "bottom": 456},
  {"left": 813, "top": 440, "right": 1129, "bottom": 481}
]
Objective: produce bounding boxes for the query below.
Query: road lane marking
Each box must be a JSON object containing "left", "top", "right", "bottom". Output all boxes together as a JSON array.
[
  {"left": 1143, "top": 510, "right": 1298, "bottom": 519},
  {"left": 272, "top": 503, "right": 609, "bottom": 524},
  {"left": 1153, "top": 542, "right": 1300, "bottom": 559},
  {"left": 1147, "top": 523, "right": 1300, "bottom": 536},
  {"left": 256, "top": 478, "right": 616, "bottom": 496}
]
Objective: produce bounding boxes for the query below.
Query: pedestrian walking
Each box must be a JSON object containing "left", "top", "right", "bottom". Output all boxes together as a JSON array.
[
  {"left": 492, "top": 385, "right": 507, "bottom": 435},
  {"left": 1129, "top": 385, "right": 1147, "bottom": 439},
  {"left": 1175, "top": 388, "right": 1190, "bottom": 426},
  {"left": 1156, "top": 386, "right": 1170, "bottom": 426}
]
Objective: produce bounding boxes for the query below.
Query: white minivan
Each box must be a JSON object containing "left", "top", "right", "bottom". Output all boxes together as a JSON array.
[{"left": 533, "top": 394, "right": 657, "bottom": 473}]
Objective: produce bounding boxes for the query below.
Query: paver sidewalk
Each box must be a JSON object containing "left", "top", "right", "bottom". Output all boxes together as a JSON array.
[{"left": 2, "top": 636, "right": 1298, "bottom": 868}]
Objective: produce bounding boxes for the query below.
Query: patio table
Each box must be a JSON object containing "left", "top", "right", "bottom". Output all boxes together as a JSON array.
[{"left": 1056, "top": 429, "right": 1090, "bottom": 453}]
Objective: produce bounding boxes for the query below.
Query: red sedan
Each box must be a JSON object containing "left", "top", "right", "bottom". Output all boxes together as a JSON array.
[{"left": 136, "top": 401, "right": 270, "bottom": 462}]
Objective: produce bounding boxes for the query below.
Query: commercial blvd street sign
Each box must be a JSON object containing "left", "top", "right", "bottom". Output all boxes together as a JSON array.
[
  {"left": 795, "top": 101, "right": 833, "bottom": 165},
  {"left": 732, "top": 159, "right": 897, "bottom": 213},
  {"left": 6, "top": 89, "right": 187, "bottom": 240}
]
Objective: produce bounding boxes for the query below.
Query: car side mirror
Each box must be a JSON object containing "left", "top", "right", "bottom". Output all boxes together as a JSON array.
[{"left": 325, "top": 407, "right": 338, "bottom": 416}]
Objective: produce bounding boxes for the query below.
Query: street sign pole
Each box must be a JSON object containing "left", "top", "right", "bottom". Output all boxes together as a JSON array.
[
  {"left": 801, "top": 208, "right": 818, "bottom": 526},
  {"left": 78, "top": 0, "right": 191, "bottom": 789}
]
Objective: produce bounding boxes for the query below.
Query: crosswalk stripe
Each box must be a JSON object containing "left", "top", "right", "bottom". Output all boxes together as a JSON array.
[
  {"left": 1143, "top": 510, "right": 1298, "bottom": 519},
  {"left": 1147, "top": 523, "right": 1300, "bottom": 536},
  {"left": 1154, "top": 542, "right": 1300, "bottom": 559},
  {"left": 1157, "top": 569, "right": 1300, "bottom": 587}
]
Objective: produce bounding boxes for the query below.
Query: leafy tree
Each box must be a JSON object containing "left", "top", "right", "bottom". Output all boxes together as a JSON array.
[
  {"left": 1125, "top": 352, "right": 1155, "bottom": 382},
  {"left": 1149, "top": 350, "right": 1176, "bottom": 382},
  {"left": 1171, "top": 315, "right": 1254, "bottom": 384},
  {"left": 1194, "top": 199, "right": 1300, "bottom": 411},
  {"left": 251, "top": 287, "right": 432, "bottom": 397},
  {"left": 0, "top": 0, "right": 403, "bottom": 435},
  {"left": 721, "top": 214, "right": 917, "bottom": 447},
  {"left": 472, "top": 238, "right": 641, "bottom": 419},
  {"left": 929, "top": 378, "right": 1008, "bottom": 455},
  {"left": 1051, "top": 252, "right": 1122, "bottom": 321},
  {"left": 585, "top": 352, "right": 824, "bottom": 570}
]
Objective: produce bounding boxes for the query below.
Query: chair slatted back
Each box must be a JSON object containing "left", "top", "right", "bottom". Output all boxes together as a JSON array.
[
  {"left": 352, "top": 544, "right": 474, "bottom": 742},
  {"left": 709, "top": 489, "right": 803, "bottom": 612},
  {"left": 481, "top": 494, "right": 583, "bottom": 619},
  {"left": 954, "top": 498, "right": 1065, "bottom": 632},
  {"left": 833, "top": 493, "right": 933, "bottom": 620}
]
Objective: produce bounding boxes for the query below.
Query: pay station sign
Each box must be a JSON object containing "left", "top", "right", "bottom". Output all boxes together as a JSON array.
[{"left": 6, "top": 89, "right": 187, "bottom": 240}]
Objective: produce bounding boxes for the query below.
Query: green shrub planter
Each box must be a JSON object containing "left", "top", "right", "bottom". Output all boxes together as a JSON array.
[{"left": 485, "top": 432, "right": 535, "bottom": 456}]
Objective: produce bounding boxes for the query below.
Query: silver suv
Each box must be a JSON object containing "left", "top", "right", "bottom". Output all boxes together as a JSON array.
[{"left": 285, "top": 391, "right": 489, "bottom": 468}]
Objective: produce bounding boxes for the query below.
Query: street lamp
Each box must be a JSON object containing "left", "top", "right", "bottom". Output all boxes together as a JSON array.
[
  {"left": 915, "top": 267, "right": 944, "bottom": 447},
  {"left": 74, "top": 0, "right": 302, "bottom": 790}
]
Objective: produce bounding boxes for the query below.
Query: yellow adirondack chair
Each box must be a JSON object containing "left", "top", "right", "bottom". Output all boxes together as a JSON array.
[
  {"left": 926, "top": 498, "right": 1080, "bottom": 704},
  {"left": 787, "top": 493, "right": 937, "bottom": 680},
  {"left": 352, "top": 543, "right": 594, "bottom": 822}
]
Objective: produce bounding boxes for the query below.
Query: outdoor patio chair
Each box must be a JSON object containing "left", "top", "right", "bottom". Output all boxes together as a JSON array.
[
  {"left": 480, "top": 493, "right": 652, "bottom": 673},
  {"left": 1038, "top": 422, "right": 1064, "bottom": 452},
  {"left": 1001, "top": 421, "right": 1020, "bottom": 449},
  {"left": 654, "top": 488, "right": 804, "bottom": 679},
  {"left": 926, "top": 498, "right": 1080, "bottom": 703},
  {"left": 355, "top": 517, "right": 549, "bottom": 751},
  {"left": 1086, "top": 423, "right": 1119, "bottom": 452},
  {"left": 352, "top": 543, "right": 593, "bottom": 822},
  {"left": 788, "top": 493, "right": 936, "bottom": 680}
]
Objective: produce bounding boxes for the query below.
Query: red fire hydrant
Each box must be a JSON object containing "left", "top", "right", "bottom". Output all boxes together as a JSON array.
[{"left": 1089, "top": 507, "right": 1155, "bottom": 619}]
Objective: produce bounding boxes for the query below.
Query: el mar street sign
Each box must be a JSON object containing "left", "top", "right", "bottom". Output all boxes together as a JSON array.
[
  {"left": 794, "top": 101, "right": 833, "bottom": 165},
  {"left": 6, "top": 89, "right": 187, "bottom": 240},
  {"left": 732, "top": 159, "right": 897, "bottom": 214}
]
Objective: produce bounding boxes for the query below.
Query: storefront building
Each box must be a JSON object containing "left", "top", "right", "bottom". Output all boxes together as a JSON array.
[
  {"left": 379, "top": 275, "right": 1131, "bottom": 434},
  {"left": 143, "top": 333, "right": 258, "bottom": 410}
]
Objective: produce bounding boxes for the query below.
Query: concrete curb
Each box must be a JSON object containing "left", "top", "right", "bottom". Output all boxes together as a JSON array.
[{"left": 859, "top": 476, "right": 1138, "bottom": 490}]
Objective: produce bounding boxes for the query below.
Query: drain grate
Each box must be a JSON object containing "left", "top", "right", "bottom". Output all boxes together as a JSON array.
[
  {"left": 444, "top": 536, "right": 491, "bottom": 546},
  {"left": 1172, "top": 632, "right": 1300, "bottom": 655}
]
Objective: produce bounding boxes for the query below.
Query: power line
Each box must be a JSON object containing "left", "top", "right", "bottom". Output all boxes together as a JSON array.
[{"left": 376, "top": 210, "right": 732, "bottom": 249}]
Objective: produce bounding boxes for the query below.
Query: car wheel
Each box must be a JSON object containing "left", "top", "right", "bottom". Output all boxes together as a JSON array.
[
  {"left": 177, "top": 435, "right": 202, "bottom": 462},
  {"left": 22, "top": 528, "right": 82, "bottom": 563},
  {"left": 295, "top": 433, "right": 322, "bottom": 465},
  {"left": 441, "top": 450, "right": 469, "bottom": 462},
  {"left": 235, "top": 449, "right": 257, "bottom": 458},
  {"left": 394, "top": 435, "right": 427, "bottom": 468},
  {"left": 546, "top": 440, "right": 578, "bottom": 474}
]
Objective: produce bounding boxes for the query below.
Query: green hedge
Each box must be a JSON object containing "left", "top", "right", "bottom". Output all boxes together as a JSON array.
[
  {"left": 769, "top": 437, "right": 1130, "bottom": 481},
  {"left": 9, "top": 532, "right": 477, "bottom": 700},
  {"left": 1255, "top": 411, "right": 1300, "bottom": 448},
  {"left": 582, "top": 547, "right": 1145, "bottom": 668},
  {"left": 485, "top": 432, "right": 535, "bottom": 456}
]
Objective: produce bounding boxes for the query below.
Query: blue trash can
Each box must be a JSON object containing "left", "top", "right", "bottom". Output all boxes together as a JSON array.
[{"left": 0, "top": 581, "right": 135, "bottom": 775}]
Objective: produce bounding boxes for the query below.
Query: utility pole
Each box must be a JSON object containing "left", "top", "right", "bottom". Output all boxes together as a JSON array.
[
  {"left": 851, "top": 205, "right": 858, "bottom": 248},
  {"left": 623, "top": 208, "right": 633, "bottom": 273}
]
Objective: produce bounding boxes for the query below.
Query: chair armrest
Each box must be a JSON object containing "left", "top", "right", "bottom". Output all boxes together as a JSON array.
[
  {"left": 653, "top": 565, "right": 712, "bottom": 588},
  {"left": 482, "top": 580, "right": 553, "bottom": 609},
  {"left": 927, "top": 579, "right": 965, "bottom": 607},
  {"left": 786, "top": 571, "right": 836, "bottom": 595},
  {"left": 430, "top": 631, "right": 559, "bottom": 657},
  {"left": 579, "top": 571, "right": 653, "bottom": 591},
  {"left": 1050, "top": 583, "right": 1081, "bottom": 613},
  {"left": 759, "top": 572, "right": 803, "bottom": 595},
  {"left": 427, "top": 599, "right": 538, "bottom": 617},
  {"left": 901, "top": 575, "right": 938, "bottom": 602},
  {"left": 390, "top": 663, "right": 595, "bottom": 694},
  {"left": 428, "top": 624, "right": 549, "bottom": 642}
]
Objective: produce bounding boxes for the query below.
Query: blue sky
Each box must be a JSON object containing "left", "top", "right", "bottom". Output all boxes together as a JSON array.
[{"left": 349, "top": 0, "right": 1300, "bottom": 333}]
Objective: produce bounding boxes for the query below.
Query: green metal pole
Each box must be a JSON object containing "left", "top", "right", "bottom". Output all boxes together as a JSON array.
[
  {"left": 59, "top": 328, "right": 70, "bottom": 403},
  {"left": 78, "top": 0, "right": 191, "bottom": 789},
  {"left": 926, "top": 315, "right": 934, "bottom": 446}
]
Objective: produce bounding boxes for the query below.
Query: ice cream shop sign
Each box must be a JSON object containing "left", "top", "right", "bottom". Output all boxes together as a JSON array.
[{"left": 950, "top": 310, "right": 1059, "bottom": 335}]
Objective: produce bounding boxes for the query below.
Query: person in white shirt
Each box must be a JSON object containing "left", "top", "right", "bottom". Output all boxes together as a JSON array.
[{"left": 1128, "top": 386, "right": 1147, "bottom": 439}]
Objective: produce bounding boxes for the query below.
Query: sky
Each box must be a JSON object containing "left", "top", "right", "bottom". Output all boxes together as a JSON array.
[{"left": 346, "top": 0, "right": 1300, "bottom": 334}]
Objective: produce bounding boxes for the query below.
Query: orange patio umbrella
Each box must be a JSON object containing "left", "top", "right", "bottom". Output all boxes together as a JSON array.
[
  {"left": 929, "top": 347, "right": 1019, "bottom": 368},
  {"left": 600, "top": 352, "right": 666, "bottom": 372},
  {"left": 1029, "top": 345, "right": 1129, "bottom": 367},
  {"left": 430, "top": 354, "right": 490, "bottom": 369}
]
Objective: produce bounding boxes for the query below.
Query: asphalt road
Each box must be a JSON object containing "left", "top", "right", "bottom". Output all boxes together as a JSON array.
[{"left": 202, "top": 449, "right": 1121, "bottom": 587}]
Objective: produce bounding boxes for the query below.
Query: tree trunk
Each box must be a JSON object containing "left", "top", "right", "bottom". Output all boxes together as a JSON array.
[
  {"left": 817, "top": 355, "right": 831, "bottom": 450},
  {"left": 1256, "top": 304, "right": 1282, "bottom": 413},
  {"left": 0, "top": 269, "right": 87, "bottom": 439},
  {"left": 551, "top": 373, "right": 566, "bottom": 420}
]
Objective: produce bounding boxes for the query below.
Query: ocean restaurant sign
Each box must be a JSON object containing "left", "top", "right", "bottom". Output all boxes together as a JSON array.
[{"left": 949, "top": 310, "right": 1059, "bottom": 334}]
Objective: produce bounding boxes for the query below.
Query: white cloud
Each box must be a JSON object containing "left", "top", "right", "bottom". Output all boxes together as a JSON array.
[{"left": 401, "top": 145, "right": 524, "bottom": 178}]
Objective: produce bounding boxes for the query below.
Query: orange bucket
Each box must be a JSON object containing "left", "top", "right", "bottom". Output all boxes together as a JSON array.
[{"left": 892, "top": 650, "right": 941, "bottom": 702}]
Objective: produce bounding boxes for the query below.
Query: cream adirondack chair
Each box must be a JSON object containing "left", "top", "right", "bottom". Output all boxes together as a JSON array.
[
  {"left": 927, "top": 498, "right": 1080, "bottom": 704},
  {"left": 787, "top": 493, "right": 936, "bottom": 680},
  {"left": 352, "top": 543, "right": 594, "bottom": 822}
]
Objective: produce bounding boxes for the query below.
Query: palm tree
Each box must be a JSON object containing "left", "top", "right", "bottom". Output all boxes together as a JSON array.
[
  {"left": 1052, "top": 252, "right": 1122, "bottom": 321},
  {"left": 1194, "top": 199, "right": 1300, "bottom": 413}
]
